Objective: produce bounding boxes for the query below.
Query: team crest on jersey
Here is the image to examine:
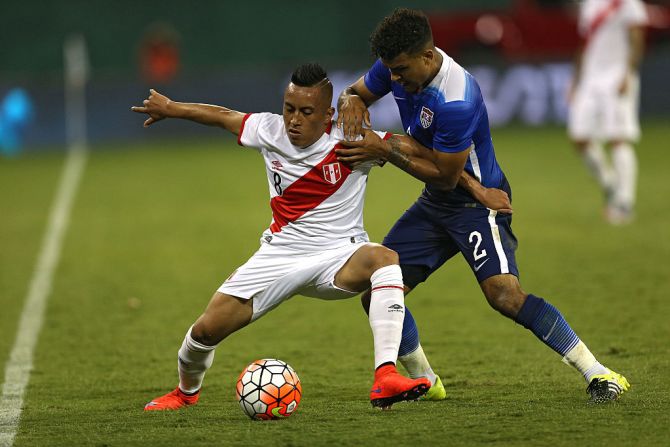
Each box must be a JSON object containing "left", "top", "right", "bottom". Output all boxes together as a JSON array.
[
  {"left": 322, "top": 162, "right": 342, "bottom": 185},
  {"left": 420, "top": 106, "right": 434, "bottom": 129}
]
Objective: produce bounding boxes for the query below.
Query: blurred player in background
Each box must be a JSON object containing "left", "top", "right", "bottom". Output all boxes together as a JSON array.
[
  {"left": 337, "top": 8, "right": 629, "bottom": 403},
  {"left": 132, "top": 63, "right": 432, "bottom": 411},
  {"left": 568, "top": 0, "right": 647, "bottom": 225}
]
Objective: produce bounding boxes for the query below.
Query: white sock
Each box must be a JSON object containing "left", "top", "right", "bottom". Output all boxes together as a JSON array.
[
  {"left": 562, "top": 341, "right": 608, "bottom": 383},
  {"left": 582, "top": 140, "right": 613, "bottom": 192},
  {"left": 611, "top": 142, "right": 637, "bottom": 210},
  {"left": 177, "top": 325, "right": 216, "bottom": 393},
  {"left": 398, "top": 344, "right": 437, "bottom": 385},
  {"left": 368, "top": 265, "right": 405, "bottom": 369}
]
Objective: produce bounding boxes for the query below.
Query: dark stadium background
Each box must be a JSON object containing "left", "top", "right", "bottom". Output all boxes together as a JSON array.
[
  {"left": 1, "top": 0, "right": 669, "bottom": 151},
  {"left": 3, "top": 2, "right": 670, "bottom": 446}
]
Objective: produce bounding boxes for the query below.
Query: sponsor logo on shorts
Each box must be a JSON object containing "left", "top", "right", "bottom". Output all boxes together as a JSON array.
[
  {"left": 474, "top": 258, "right": 489, "bottom": 272},
  {"left": 271, "top": 160, "right": 283, "bottom": 171}
]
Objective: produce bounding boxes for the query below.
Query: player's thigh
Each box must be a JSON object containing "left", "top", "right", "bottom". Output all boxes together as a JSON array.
[
  {"left": 193, "top": 292, "right": 254, "bottom": 345},
  {"left": 218, "top": 242, "right": 319, "bottom": 322},
  {"left": 568, "top": 88, "right": 599, "bottom": 141},
  {"left": 252, "top": 242, "right": 376, "bottom": 319},
  {"left": 605, "top": 78, "right": 640, "bottom": 142},
  {"left": 333, "top": 243, "right": 399, "bottom": 292},
  {"left": 446, "top": 207, "right": 519, "bottom": 283},
  {"left": 217, "top": 243, "right": 293, "bottom": 300},
  {"left": 382, "top": 200, "right": 459, "bottom": 288}
]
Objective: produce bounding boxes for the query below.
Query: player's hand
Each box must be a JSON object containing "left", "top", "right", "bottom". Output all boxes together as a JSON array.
[
  {"left": 131, "top": 89, "right": 172, "bottom": 127},
  {"left": 336, "top": 95, "right": 371, "bottom": 141},
  {"left": 336, "top": 129, "right": 387, "bottom": 165},
  {"left": 480, "top": 188, "right": 513, "bottom": 214}
]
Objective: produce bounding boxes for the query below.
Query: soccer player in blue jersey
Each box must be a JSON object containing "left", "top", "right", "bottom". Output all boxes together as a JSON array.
[{"left": 336, "top": 8, "right": 629, "bottom": 403}]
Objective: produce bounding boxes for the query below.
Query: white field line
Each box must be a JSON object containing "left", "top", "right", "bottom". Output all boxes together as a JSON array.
[{"left": 0, "top": 145, "right": 87, "bottom": 447}]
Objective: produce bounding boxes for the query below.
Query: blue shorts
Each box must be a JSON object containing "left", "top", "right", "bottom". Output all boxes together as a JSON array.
[{"left": 382, "top": 194, "right": 519, "bottom": 289}]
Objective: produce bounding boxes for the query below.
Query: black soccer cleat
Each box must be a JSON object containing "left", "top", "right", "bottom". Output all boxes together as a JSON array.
[{"left": 586, "top": 370, "right": 630, "bottom": 404}]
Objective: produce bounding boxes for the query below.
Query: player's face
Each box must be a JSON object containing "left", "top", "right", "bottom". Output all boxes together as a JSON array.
[
  {"left": 283, "top": 83, "right": 334, "bottom": 148},
  {"left": 382, "top": 49, "right": 437, "bottom": 94}
]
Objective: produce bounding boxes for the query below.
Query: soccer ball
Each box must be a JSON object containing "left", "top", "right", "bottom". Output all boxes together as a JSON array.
[{"left": 235, "top": 359, "right": 302, "bottom": 420}]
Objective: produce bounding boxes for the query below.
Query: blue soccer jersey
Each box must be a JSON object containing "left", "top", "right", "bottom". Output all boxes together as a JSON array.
[{"left": 364, "top": 49, "right": 507, "bottom": 205}]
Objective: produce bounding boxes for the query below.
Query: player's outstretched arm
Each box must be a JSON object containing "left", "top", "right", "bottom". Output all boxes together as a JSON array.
[
  {"left": 337, "top": 77, "right": 380, "bottom": 141},
  {"left": 131, "top": 89, "right": 246, "bottom": 135}
]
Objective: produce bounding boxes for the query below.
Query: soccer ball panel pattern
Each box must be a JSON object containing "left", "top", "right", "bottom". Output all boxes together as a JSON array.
[{"left": 235, "top": 358, "right": 301, "bottom": 420}]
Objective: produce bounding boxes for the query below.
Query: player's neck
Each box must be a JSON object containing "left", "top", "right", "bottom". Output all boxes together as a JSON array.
[{"left": 422, "top": 48, "right": 443, "bottom": 91}]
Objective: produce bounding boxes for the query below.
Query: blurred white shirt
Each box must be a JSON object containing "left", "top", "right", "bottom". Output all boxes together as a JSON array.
[{"left": 578, "top": 0, "right": 647, "bottom": 91}]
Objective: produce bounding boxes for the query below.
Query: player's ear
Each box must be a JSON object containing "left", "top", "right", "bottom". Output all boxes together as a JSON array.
[
  {"left": 421, "top": 48, "right": 435, "bottom": 65},
  {"left": 325, "top": 106, "right": 335, "bottom": 123}
]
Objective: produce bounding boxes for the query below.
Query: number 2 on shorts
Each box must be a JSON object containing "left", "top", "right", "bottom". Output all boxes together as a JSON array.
[{"left": 469, "top": 231, "right": 487, "bottom": 261}]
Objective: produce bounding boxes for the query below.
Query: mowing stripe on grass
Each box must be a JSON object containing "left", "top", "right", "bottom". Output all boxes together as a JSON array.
[{"left": 0, "top": 147, "right": 87, "bottom": 447}]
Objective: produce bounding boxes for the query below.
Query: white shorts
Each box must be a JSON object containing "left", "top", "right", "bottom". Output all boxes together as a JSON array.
[
  {"left": 218, "top": 241, "right": 370, "bottom": 321},
  {"left": 568, "top": 75, "right": 640, "bottom": 142}
]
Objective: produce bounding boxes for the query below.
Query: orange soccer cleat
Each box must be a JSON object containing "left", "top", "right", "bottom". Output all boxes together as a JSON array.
[
  {"left": 370, "top": 364, "right": 431, "bottom": 409},
  {"left": 144, "top": 387, "right": 200, "bottom": 411}
]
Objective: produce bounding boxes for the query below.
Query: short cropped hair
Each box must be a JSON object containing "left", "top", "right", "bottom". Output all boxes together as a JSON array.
[
  {"left": 370, "top": 8, "right": 433, "bottom": 60},
  {"left": 291, "top": 63, "right": 329, "bottom": 87}
]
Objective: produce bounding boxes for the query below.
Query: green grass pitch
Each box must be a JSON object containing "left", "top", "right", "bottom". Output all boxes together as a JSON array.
[{"left": 1, "top": 122, "right": 669, "bottom": 446}]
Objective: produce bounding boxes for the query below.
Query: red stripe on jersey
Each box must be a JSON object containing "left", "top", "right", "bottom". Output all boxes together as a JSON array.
[
  {"left": 269, "top": 145, "right": 352, "bottom": 233},
  {"left": 586, "top": 0, "right": 622, "bottom": 41},
  {"left": 371, "top": 285, "right": 405, "bottom": 292},
  {"left": 237, "top": 113, "right": 253, "bottom": 146}
]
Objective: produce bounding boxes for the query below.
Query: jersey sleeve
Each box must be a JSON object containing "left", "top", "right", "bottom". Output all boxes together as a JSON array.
[
  {"left": 432, "top": 101, "right": 477, "bottom": 153},
  {"left": 363, "top": 59, "right": 392, "bottom": 98},
  {"left": 238, "top": 113, "right": 277, "bottom": 152},
  {"left": 623, "top": 0, "right": 648, "bottom": 26}
]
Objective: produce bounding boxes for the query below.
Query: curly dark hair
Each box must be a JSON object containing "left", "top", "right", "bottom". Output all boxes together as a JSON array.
[{"left": 370, "top": 8, "right": 433, "bottom": 60}]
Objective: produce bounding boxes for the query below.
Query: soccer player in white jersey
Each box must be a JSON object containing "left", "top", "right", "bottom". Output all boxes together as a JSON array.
[
  {"left": 131, "top": 63, "right": 433, "bottom": 411},
  {"left": 568, "top": 0, "right": 647, "bottom": 224}
]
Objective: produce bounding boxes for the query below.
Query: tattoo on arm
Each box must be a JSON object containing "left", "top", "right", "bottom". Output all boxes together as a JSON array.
[{"left": 387, "top": 137, "right": 411, "bottom": 170}]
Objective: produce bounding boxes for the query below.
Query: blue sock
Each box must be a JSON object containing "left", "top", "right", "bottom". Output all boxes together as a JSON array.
[
  {"left": 398, "top": 307, "right": 420, "bottom": 357},
  {"left": 515, "top": 294, "right": 580, "bottom": 356}
]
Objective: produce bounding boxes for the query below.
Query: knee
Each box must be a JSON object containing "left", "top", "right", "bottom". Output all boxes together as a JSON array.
[
  {"left": 482, "top": 281, "right": 526, "bottom": 319},
  {"left": 368, "top": 245, "right": 399, "bottom": 270},
  {"left": 191, "top": 320, "right": 222, "bottom": 347}
]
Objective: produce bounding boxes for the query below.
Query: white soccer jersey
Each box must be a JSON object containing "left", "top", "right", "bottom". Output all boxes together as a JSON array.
[
  {"left": 238, "top": 112, "right": 389, "bottom": 249},
  {"left": 578, "top": 0, "right": 647, "bottom": 90}
]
